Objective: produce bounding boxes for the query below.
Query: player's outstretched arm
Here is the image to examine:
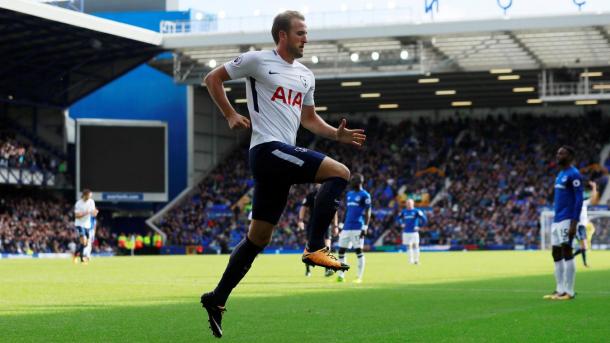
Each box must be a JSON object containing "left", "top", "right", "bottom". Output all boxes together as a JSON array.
[
  {"left": 301, "top": 106, "right": 366, "bottom": 146},
  {"left": 336, "top": 118, "right": 366, "bottom": 147},
  {"left": 590, "top": 181, "right": 600, "bottom": 205},
  {"left": 569, "top": 177, "right": 584, "bottom": 239},
  {"left": 203, "top": 66, "right": 250, "bottom": 130}
]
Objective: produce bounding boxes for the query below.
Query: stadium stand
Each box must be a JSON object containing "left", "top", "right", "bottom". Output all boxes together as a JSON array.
[
  {"left": 3, "top": 2, "right": 610, "bottom": 257},
  {"left": 0, "top": 191, "right": 114, "bottom": 254},
  {"left": 422, "top": 112, "right": 609, "bottom": 248},
  {"left": 0, "top": 133, "right": 63, "bottom": 174},
  {"left": 156, "top": 129, "right": 316, "bottom": 250},
  {"left": 0, "top": 1, "right": 166, "bottom": 257},
  {"left": 593, "top": 218, "right": 610, "bottom": 246},
  {"left": 157, "top": 111, "right": 609, "bottom": 251}
]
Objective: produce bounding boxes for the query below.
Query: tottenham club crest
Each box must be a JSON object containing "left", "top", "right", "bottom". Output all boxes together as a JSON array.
[
  {"left": 300, "top": 75, "right": 308, "bottom": 88},
  {"left": 232, "top": 55, "right": 243, "bottom": 66}
]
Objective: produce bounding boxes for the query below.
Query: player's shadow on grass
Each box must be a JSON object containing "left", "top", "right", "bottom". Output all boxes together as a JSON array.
[{"left": 2, "top": 270, "right": 609, "bottom": 343}]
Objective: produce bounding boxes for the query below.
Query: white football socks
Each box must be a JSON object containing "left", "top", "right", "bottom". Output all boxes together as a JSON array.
[
  {"left": 554, "top": 260, "right": 565, "bottom": 294},
  {"left": 564, "top": 258, "right": 576, "bottom": 296},
  {"left": 357, "top": 254, "right": 365, "bottom": 279},
  {"left": 408, "top": 245, "right": 415, "bottom": 264},
  {"left": 338, "top": 255, "right": 346, "bottom": 278}
]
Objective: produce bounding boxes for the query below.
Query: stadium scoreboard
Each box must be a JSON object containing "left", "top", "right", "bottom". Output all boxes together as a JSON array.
[{"left": 76, "top": 119, "right": 168, "bottom": 202}]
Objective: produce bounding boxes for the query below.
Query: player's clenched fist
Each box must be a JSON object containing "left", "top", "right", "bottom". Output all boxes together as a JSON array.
[{"left": 226, "top": 112, "right": 250, "bottom": 129}]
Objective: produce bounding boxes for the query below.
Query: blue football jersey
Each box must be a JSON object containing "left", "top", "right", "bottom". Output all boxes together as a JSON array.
[
  {"left": 553, "top": 166, "right": 583, "bottom": 223},
  {"left": 342, "top": 189, "right": 371, "bottom": 230},
  {"left": 397, "top": 208, "right": 428, "bottom": 233}
]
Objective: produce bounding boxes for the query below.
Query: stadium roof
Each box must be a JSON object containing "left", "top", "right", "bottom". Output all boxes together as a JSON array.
[
  {"left": 158, "top": 12, "right": 610, "bottom": 111},
  {"left": 0, "top": 0, "right": 164, "bottom": 108},
  {"left": 163, "top": 12, "right": 610, "bottom": 75}
]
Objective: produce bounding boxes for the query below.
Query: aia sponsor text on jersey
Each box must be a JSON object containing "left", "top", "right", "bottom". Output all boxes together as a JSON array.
[{"left": 271, "top": 86, "right": 303, "bottom": 108}]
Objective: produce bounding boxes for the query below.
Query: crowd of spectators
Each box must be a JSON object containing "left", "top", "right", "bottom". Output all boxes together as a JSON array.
[
  {"left": 0, "top": 194, "right": 115, "bottom": 254},
  {"left": 425, "top": 114, "right": 608, "bottom": 247},
  {"left": 157, "top": 112, "right": 610, "bottom": 251},
  {"left": 156, "top": 117, "right": 451, "bottom": 249},
  {"left": 0, "top": 134, "right": 65, "bottom": 174},
  {"left": 2, "top": 112, "right": 609, "bottom": 255},
  {"left": 157, "top": 128, "right": 316, "bottom": 250},
  {"left": 592, "top": 218, "right": 610, "bottom": 246},
  {"left": 158, "top": 145, "right": 251, "bottom": 250}
]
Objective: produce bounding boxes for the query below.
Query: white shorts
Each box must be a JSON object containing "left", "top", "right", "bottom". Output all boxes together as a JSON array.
[
  {"left": 338, "top": 230, "right": 364, "bottom": 249},
  {"left": 402, "top": 232, "right": 420, "bottom": 246},
  {"left": 551, "top": 219, "right": 570, "bottom": 246}
]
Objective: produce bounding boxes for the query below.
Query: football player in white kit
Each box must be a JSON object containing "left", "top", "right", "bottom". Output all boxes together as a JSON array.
[
  {"left": 73, "top": 189, "right": 97, "bottom": 264},
  {"left": 199, "top": 10, "right": 366, "bottom": 338},
  {"left": 574, "top": 181, "right": 599, "bottom": 267},
  {"left": 83, "top": 215, "right": 97, "bottom": 263}
]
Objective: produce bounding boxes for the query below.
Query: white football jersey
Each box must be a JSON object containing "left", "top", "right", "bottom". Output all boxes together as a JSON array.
[
  {"left": 74, "top": 198, "right": 95, "bottom": 228},
  {"left": 224, "top": 50, "right": 315, "bottom": 149}
]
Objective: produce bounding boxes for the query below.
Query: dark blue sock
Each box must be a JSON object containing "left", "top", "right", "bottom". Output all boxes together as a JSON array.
[
  {"left": 213, "top": 237, "right": 263, "bottom": 305},
  {"left": 307, "top": 177, "right": 348, "bottom": 251},
  {"left": 79, "top": 243, "right": 85, "bottom": 262}
]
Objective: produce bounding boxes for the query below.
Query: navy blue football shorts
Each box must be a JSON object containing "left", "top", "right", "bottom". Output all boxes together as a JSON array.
[
  {"left": 75, "top": 226, "right": 90, "bottom": 239},
  {"left": 249, "top": 141, "right": 326, "bottom": 225}
]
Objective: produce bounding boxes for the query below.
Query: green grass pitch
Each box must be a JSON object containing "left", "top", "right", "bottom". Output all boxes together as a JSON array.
[{"left": 1, "top": 251, "right": 609, "bottom": 342}]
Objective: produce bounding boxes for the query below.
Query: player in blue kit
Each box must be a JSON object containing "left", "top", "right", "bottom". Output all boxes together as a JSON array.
[
  {"left": 337, "top": 173, "right": 371, "bottom": 283},
  {"left": 544, "top": 146, "right": 583, "bottom": 301},
  {"left": 397, "top": 199, "right": 428, "bottom": 265},
  {"left": 199, "top": 10, "right": 366, "bottom": 338}
]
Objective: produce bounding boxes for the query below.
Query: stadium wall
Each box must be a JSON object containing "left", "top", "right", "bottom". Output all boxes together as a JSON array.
[
  {"left": 69, "top": 10, "right": 190, "bottom": 201},
  {"left": 192, "top": 86, "right": 245, "bottom": 182}
]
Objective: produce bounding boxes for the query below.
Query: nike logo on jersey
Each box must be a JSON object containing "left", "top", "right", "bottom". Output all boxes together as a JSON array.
[{"left": 268, "top": 70, "right": 280, "bottom": 74}]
